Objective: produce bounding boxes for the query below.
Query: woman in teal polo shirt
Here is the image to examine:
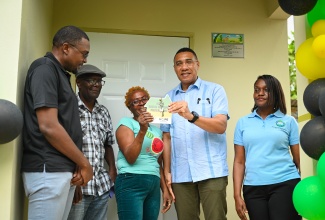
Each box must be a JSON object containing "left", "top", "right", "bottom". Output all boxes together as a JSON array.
[
  {"left": 115, "top": 86, "right": 172, "bottom": 220},
  {"left": 233, "top": 75, "right": 301, "bottom": 220}
]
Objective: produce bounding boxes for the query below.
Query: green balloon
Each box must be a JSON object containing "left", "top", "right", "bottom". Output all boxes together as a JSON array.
[
  {"left": 293, "top": 176, "right": 325, "bottom": 219},
  {"left": 307, "top": 0, "right": 325, "bottom": 27}
]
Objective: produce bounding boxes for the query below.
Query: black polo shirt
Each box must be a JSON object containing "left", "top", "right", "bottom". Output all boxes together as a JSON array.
[{"left": 22, "top": 52, "right": 82, "bottom": 173}]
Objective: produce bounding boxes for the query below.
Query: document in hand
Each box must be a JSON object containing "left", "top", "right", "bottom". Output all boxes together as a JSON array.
[{"left": 145, "top": 94, "right": 172, "bottom": 124}]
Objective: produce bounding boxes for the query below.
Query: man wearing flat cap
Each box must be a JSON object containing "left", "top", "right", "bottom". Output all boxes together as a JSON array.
[{"left": 68, "top": 64, "right": 117, "bottom": 220}]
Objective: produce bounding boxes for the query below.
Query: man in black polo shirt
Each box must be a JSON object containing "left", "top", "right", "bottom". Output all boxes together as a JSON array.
[{"left": 22, "top": 26, "right": 93, "bottom": 220}]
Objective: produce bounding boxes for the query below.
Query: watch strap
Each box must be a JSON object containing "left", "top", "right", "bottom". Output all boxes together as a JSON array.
[{"left": 188, "top": 111, "right": 199, "bottom": 123}]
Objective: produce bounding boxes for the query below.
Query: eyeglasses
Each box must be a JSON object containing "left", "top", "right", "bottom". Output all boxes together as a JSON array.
[
  {"left": 130, "top": 96, "right": 149, "bottom": 106},
  {"left": 83, "top": 79, "right": 105, "bottom": 86},
  {"left": 175, "top": 59, "right": 197, "bottom": 68},
  {"left": 69, "top": 43, "right": 89, "bottom": 59}
]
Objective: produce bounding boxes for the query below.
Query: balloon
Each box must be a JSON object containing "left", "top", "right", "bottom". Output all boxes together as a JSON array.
[
  {"left": 0, "top": 99, "right": 23, "bottom": 144},
  {"left": 317, "top": 152, "right": 325, "bottom": 184},
  {"left": 318, "top": 90, "right": 325, "bottom": 116},
  {"left": 307, "top": 217, "right": 325, "bottom": 220},
  {"left": 293, "top": 176, "right": 325, "bottom": 219},
  {"left": 312, "top": 20, "right": 325, "bottom": 37},
  {"left": 300, "top": 116, "right": 325, "bottom": 160},
  {"left": 278, "top": 0, "right": 318, "bottom": 16},
  {"left": 296, "top": 38, "right": 325, "bottom": 80},
  {"left": 303, "top": 78, "right": 325, "bottom": 116},
  {"left": 307, "top": 0, "right": 325, "bottom": 27},
  {"left": 312, "top": 35, "right": 325, "bottom": 58}
]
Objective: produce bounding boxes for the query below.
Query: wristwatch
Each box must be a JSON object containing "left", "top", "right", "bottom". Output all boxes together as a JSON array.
[{"left": 188, "top": 111, "right": 199, "bottom": 123}]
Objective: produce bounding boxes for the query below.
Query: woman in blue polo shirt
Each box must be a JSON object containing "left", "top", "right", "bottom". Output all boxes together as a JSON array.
[{"left": 233, "top": 75, "right": 301, "bottom": 220}]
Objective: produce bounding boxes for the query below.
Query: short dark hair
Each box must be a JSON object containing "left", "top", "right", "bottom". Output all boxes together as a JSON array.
[
  {"left": 174, "top": 47, "right": 198, "bottom": 61},
  {"left": 252, "top": 74, "right": 287, "bottom": 114},
  {"left": 52, "top": 25, "right": 89, "bottom": 47}
]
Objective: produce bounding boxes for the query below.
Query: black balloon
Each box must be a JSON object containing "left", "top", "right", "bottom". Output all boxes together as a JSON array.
[
  {"left": 300, "top": 116, "right": 325, "bottom": 160},
  {"left": 0, "top": 99, "right": 23, "bottom": 144},
  {"left": 303, "top": 78, "right": 325, "bottom": 117},
  {"left": 319, "top": 90, "right": 325, "bottom": 116},
  {"left": 278, "top": 0, "right": 318, "bottom": 16}
]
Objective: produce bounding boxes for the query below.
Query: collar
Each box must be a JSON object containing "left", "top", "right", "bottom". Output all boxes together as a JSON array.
[
  {"left": 77, "top": 94, "right": 99, "bottom": 112},
  {"left": 45, "top": 52, "right": 71, "bottom": 78},
  {"left": 249, "top": 109, "right": 284, "bottom": 118},
  {"left": 175, "top": 77, "right": 201, "bottom": 94}
]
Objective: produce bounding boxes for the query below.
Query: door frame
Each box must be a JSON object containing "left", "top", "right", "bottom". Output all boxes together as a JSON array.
[{"left": 82, "top": 27, "right": 195, "bottom": 48}]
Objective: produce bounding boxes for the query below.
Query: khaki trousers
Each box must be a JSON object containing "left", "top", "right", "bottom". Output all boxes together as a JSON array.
[{"left": 172, "top": 176, "right": 228, "bottom": 220}]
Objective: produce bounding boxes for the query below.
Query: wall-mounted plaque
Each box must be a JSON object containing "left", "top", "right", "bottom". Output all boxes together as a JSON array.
[{"left": 212, "top": 33, "right": 244, "bottom": 58}]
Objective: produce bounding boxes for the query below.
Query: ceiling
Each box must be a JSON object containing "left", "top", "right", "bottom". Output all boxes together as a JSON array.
[{"left": 266, "top": 0, "right": 291, "bottom": 20}]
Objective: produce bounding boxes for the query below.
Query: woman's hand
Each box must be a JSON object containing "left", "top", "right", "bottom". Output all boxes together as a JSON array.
[
  {"left": 164, "top": 172, "right": 175, "bottom": 202},
  {"left": 161, "top": 189, "right": 173, "bottom": 213},
  {"left": 234, "top": 196, "right": 248, "bottom": 220},
  {"left": 136, "top": 107, "right": 154, "bottom": 129}
]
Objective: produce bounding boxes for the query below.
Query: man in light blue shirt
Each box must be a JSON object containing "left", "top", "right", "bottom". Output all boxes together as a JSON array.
[{"left": 161, "top": 47, "right": 229, "bottom": 220}]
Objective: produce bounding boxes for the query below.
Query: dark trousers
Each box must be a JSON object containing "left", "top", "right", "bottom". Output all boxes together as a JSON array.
[{"left": 243, "top": 178, "right": 301, "bottom": 220}]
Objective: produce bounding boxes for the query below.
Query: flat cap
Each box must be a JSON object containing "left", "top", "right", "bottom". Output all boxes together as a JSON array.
[{"left": 76, "top": 64, "right": 106, "bottom": 78}]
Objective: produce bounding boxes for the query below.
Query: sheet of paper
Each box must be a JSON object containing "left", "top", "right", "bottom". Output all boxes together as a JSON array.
[{"left": 145, "top": 94, "right": 172, "bottom": 124}]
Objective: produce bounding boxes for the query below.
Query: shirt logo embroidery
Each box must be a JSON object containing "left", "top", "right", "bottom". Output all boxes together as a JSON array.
[
  {"left": 145, "top": 131, "right": 154, "bottom": 139},
  {"left": 276, "top": 120, "right": 285, "bottom": 127},
  {"left": 145, "top": 131, "right": 164, "bottom": 155},
  {"left": 151, "top": 137, "right": 164, "bottom": 154}
]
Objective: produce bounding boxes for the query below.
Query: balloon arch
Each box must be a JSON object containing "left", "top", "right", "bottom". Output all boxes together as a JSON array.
[{"left": 278, "top": 0, "right": 325, "bottom": 219}]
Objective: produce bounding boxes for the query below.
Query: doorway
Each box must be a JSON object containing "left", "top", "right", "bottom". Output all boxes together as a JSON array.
[{"left": 86, "top": 32, "right": 189, "bottom": 220}]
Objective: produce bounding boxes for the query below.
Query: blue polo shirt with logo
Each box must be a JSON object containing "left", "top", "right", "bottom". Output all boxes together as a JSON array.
[{"left": 234, "top": 109, "right": 300, "bottom": 185}]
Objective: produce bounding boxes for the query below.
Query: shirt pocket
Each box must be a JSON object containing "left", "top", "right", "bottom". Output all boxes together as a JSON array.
[
  {"left": 195, "top": 101, "right": 212, "bottom": 118},
  {"left": 80, "top": 120, "right": 89, "bottom": 139},
  {"left": 98, "top": 122, "right": 109, "bottom": 144}
]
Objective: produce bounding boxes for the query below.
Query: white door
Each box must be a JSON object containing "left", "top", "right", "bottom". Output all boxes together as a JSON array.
[{"left": 86, "top": 32, "right": 189, "bottom": 220}]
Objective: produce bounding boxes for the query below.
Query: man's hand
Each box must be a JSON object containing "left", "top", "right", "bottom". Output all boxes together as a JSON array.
[
  {"left": 71, "top": 163, "right": 93, "bottom": 186},
  {"left": 80, "top": 162, "right": 93, "bottom": 186},
  {"left": 109, "top": 167, "right": 117, "bottom": 183},
  {"left": 71, "top": 166, "right": 83, "bottom": 186},
  {"left": 168, "top": 101, "right": 192, "bottom": 120},
  {"left": 72, "top": 186, "right": 83, "bottom": 204}
]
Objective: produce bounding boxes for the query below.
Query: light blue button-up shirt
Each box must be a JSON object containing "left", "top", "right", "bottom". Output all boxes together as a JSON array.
[{"left": 160, "top": 78, "right": 229, "bottom": 183}]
